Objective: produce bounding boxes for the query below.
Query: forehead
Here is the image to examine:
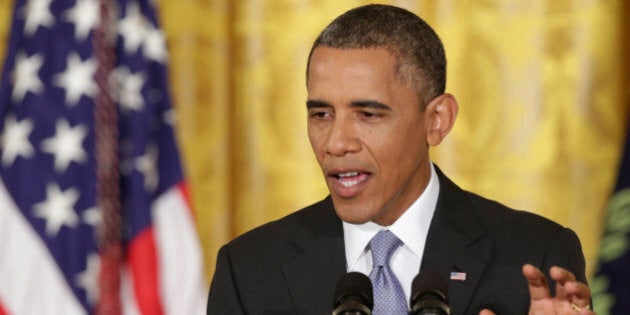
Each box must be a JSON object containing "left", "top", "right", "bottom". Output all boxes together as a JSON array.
[
  {"left": 307, "top": 47, "right": 400, "bottom": 91},
  {"left": 307, "top": 46, "right": 421, "bottom": 109}
]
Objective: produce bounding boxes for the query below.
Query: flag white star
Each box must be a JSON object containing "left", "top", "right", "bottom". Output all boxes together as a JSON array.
[
  {"left": 144, "top": 25, "right": 167, "bottom": 63},
  {"left": 118, "top": 2, "right": 149, "bottom": 54},
  {"left": 75, "top": 253, "right": 100, "bottom": 306},
  {"left": 163, "top": 108, "right": 175, "bottom": 126},
  {"left": 11, "top": 52, "right": 44, "bottom": 102},
  {"left": 41, "top": 119, "right": 88, "bottom": 172},
  {"left": 82, "top": 206, "right": 101, "bottom": 227},
  {"left": 135, "top": 144, "right": 159, "bottom": 192},
  {"left": 62, "top": 0, "right": 100, "bottom": 41},
  {"left": 20, "top": 0, "right": 55, "bottom": 36},
  {"left": 1, "top": 115, "right": 34, "bottom": 167},
  {"left": 112, "top": 67, "right": 145, "bottom": 111},
  {"left": 53, "top": 52, "right": 97, "bottom": 106},
  {"left": 32, "top": 183, "right": 80, "bottom": 236}
]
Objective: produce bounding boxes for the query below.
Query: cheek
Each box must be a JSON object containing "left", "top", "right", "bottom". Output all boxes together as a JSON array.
[
  {"left": 365, "top": 125, "right": 403, "bottom": 154},
  {"left": 307, "top": 131, "right": 325, "bottom": 160},
  {"left": 307, "top": 127, "right": 318, "bottom": 148},
  {"left": 372, "top": 126, "right": 425, "bottom": 164}
]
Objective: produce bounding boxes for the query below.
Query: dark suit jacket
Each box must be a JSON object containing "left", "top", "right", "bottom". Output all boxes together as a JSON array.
[{"left": 207, "top": 169, "right": 587, "bottom": 314}]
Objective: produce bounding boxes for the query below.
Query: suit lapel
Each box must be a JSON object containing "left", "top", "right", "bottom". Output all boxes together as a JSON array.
[
  {"left": 421, "top": 168, "right": 491, "bottom": 314},
  {"left": 282, "top": 197, "right": 346, "bottom": 314}
]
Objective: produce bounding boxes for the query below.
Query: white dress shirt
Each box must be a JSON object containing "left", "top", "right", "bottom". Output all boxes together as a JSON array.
[{"left": 342, "top": 163, "right": 440, "bottom": 306}]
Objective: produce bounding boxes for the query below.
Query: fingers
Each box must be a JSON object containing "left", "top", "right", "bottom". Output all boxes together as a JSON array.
[
  {"left": 567, "top": 281, "right": 592, "bottom": 308},
  {"left": 549, "top": 266, "right": 576, "bottom": 283},
  {"left": 550, "top": 266, "right": 591, "bottom": 304},
  {"left": 549, "top": 266, "right": 574, "bottom": 300},
  {"left": 524, "top": 264, "right": 593, "bottom": 313},
  {"left": 479, "top": 309, "right": 496, "bottom": 315},
  {"left": 522, "top": 264, "right": 551, "bottom": 301}
]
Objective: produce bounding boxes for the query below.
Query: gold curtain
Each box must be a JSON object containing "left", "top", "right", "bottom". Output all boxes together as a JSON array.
[{"left": 1, "top": 0, "right": 628, "bottom": 283}]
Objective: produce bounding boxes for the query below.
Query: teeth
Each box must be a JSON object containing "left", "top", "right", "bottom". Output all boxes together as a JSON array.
[
  {"left": 340, "top": 179, "right": 359, "bottom": 187},
  {"left": 338, "top": 171, "right": 362, "bottom": 188},
  {"left": 338, "top": 171, "right": 359, "bottom": 178}
]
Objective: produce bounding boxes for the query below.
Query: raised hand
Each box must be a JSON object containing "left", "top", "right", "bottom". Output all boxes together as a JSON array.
[{"left": 479, "top": 264, "right": 593, "bottom": 315}]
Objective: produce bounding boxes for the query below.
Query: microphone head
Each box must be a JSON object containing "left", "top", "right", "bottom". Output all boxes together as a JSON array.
[
  {"left": 411, "top": 270, "right": 448, "bottom": 301},
  {"left": 410, "top": 270, "right": 450, "bottom": 315},
  {"left": 332, "top": 272, "right": 373, "bottom": 314}
]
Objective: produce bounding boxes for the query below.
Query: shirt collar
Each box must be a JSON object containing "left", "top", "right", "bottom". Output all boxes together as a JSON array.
[{"left": 343, "top": 163, "right": 440, "bottom": 270}]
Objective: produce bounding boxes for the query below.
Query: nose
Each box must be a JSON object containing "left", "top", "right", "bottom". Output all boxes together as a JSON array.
[{"left": 325, "top": 118, "right": 361, "bottom": 157}]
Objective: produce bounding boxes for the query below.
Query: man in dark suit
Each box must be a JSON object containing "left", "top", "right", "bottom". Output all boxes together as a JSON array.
[{"left": 207, "top": 4, "right": 593, "bottom": 314}]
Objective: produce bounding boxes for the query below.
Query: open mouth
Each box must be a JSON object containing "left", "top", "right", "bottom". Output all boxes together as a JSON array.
[
  {"left": 338, "top": 171, "right": 363, "bottom": 187},
  {"left": 331, "top": 171, "right": 370, "bottom": 188}
]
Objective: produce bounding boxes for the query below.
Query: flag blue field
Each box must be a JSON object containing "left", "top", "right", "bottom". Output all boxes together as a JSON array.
[{"left": 0, "top": 0, "right": 206, "bottom": 313}]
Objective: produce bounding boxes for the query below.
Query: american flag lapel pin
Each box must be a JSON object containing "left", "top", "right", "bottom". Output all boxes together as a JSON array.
[{"left": 450, "top": 271, "right": 467, "bottom": 281}]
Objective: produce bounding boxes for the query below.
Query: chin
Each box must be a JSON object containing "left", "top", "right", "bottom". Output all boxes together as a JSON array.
[{"left": 334, "top": 207, "right": 373, "bottom": 224}]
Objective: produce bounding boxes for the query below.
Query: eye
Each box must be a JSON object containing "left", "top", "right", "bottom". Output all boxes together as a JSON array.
[
  {"left": 309, "top": 109, "right": 332, "bottom": 120},
  {"left": 358, "top": 110, "right": 382, "bottom": 120}
]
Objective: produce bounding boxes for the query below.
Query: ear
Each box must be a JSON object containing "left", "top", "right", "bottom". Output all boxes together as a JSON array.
[{"left": 425, "top": 93, "right": 458, "bottom": 146}]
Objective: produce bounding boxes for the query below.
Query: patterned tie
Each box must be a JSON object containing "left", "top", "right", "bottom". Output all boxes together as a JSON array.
[{"left": 369, "top": 230, "right": 408, "bottom": 314}]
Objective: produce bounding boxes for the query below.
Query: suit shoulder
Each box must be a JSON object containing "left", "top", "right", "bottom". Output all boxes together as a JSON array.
[
  {"left": 435, "top": 166, "right": 565, "bottom": 233},
  {"left": 223, "top": 197, "right": 334, "bottom": 254},
  {"left": 465, "top": 190, "right": 557, "bottom": 225},
  {"left": 462, "top": 189, "right": 578, "bottom": 244}
]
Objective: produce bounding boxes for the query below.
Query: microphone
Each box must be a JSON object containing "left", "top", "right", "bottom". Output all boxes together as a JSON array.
[
  {"left": 332, "top": 272, "right": 373, "bottom": 315},
  {"left": 409, "top": 270, "right": 450, "bottom": 315}
]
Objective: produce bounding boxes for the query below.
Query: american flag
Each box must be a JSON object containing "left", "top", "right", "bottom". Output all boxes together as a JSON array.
[
  {"left": 449, "top": 271, "right": 466, "bottom": 281},
  {"left": 0, "top": 0, "right": 206, "bottom": 314}
]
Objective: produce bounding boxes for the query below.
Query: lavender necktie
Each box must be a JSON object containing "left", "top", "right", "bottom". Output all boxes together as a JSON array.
[{"left": 369, "top": 230, "right": 408, "bottom": 314}]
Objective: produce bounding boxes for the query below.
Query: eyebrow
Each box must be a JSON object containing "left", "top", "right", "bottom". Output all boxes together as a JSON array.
[
  {"left": 306, "top": 100, "right": 329, "bottom": 109},
  {"left": 306, "top": 99, "right": 392, "bottom": 111},
  {"left": 350, "top": 100, "right": 391, "bottom": 111}
]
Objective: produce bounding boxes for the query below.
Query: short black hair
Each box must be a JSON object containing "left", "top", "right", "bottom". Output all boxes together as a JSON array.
[{"left": 307, "top": 4, "right": 446, "bottom": 107}]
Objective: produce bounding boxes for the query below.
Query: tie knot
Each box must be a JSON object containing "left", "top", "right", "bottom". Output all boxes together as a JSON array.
[{"left": 369, "top": 230, "right": 401, "bottom": 267}]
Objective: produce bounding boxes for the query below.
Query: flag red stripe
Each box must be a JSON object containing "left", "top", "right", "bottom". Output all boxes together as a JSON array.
[
  {"left": 128, "top": 227, "right": 164, "bottom": 315},
  {"left": 176, "top": 182, "right": 195, "bottom": 217},
  {"left": 0, "top": 299, "right": 8, "bottom": 315}
]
